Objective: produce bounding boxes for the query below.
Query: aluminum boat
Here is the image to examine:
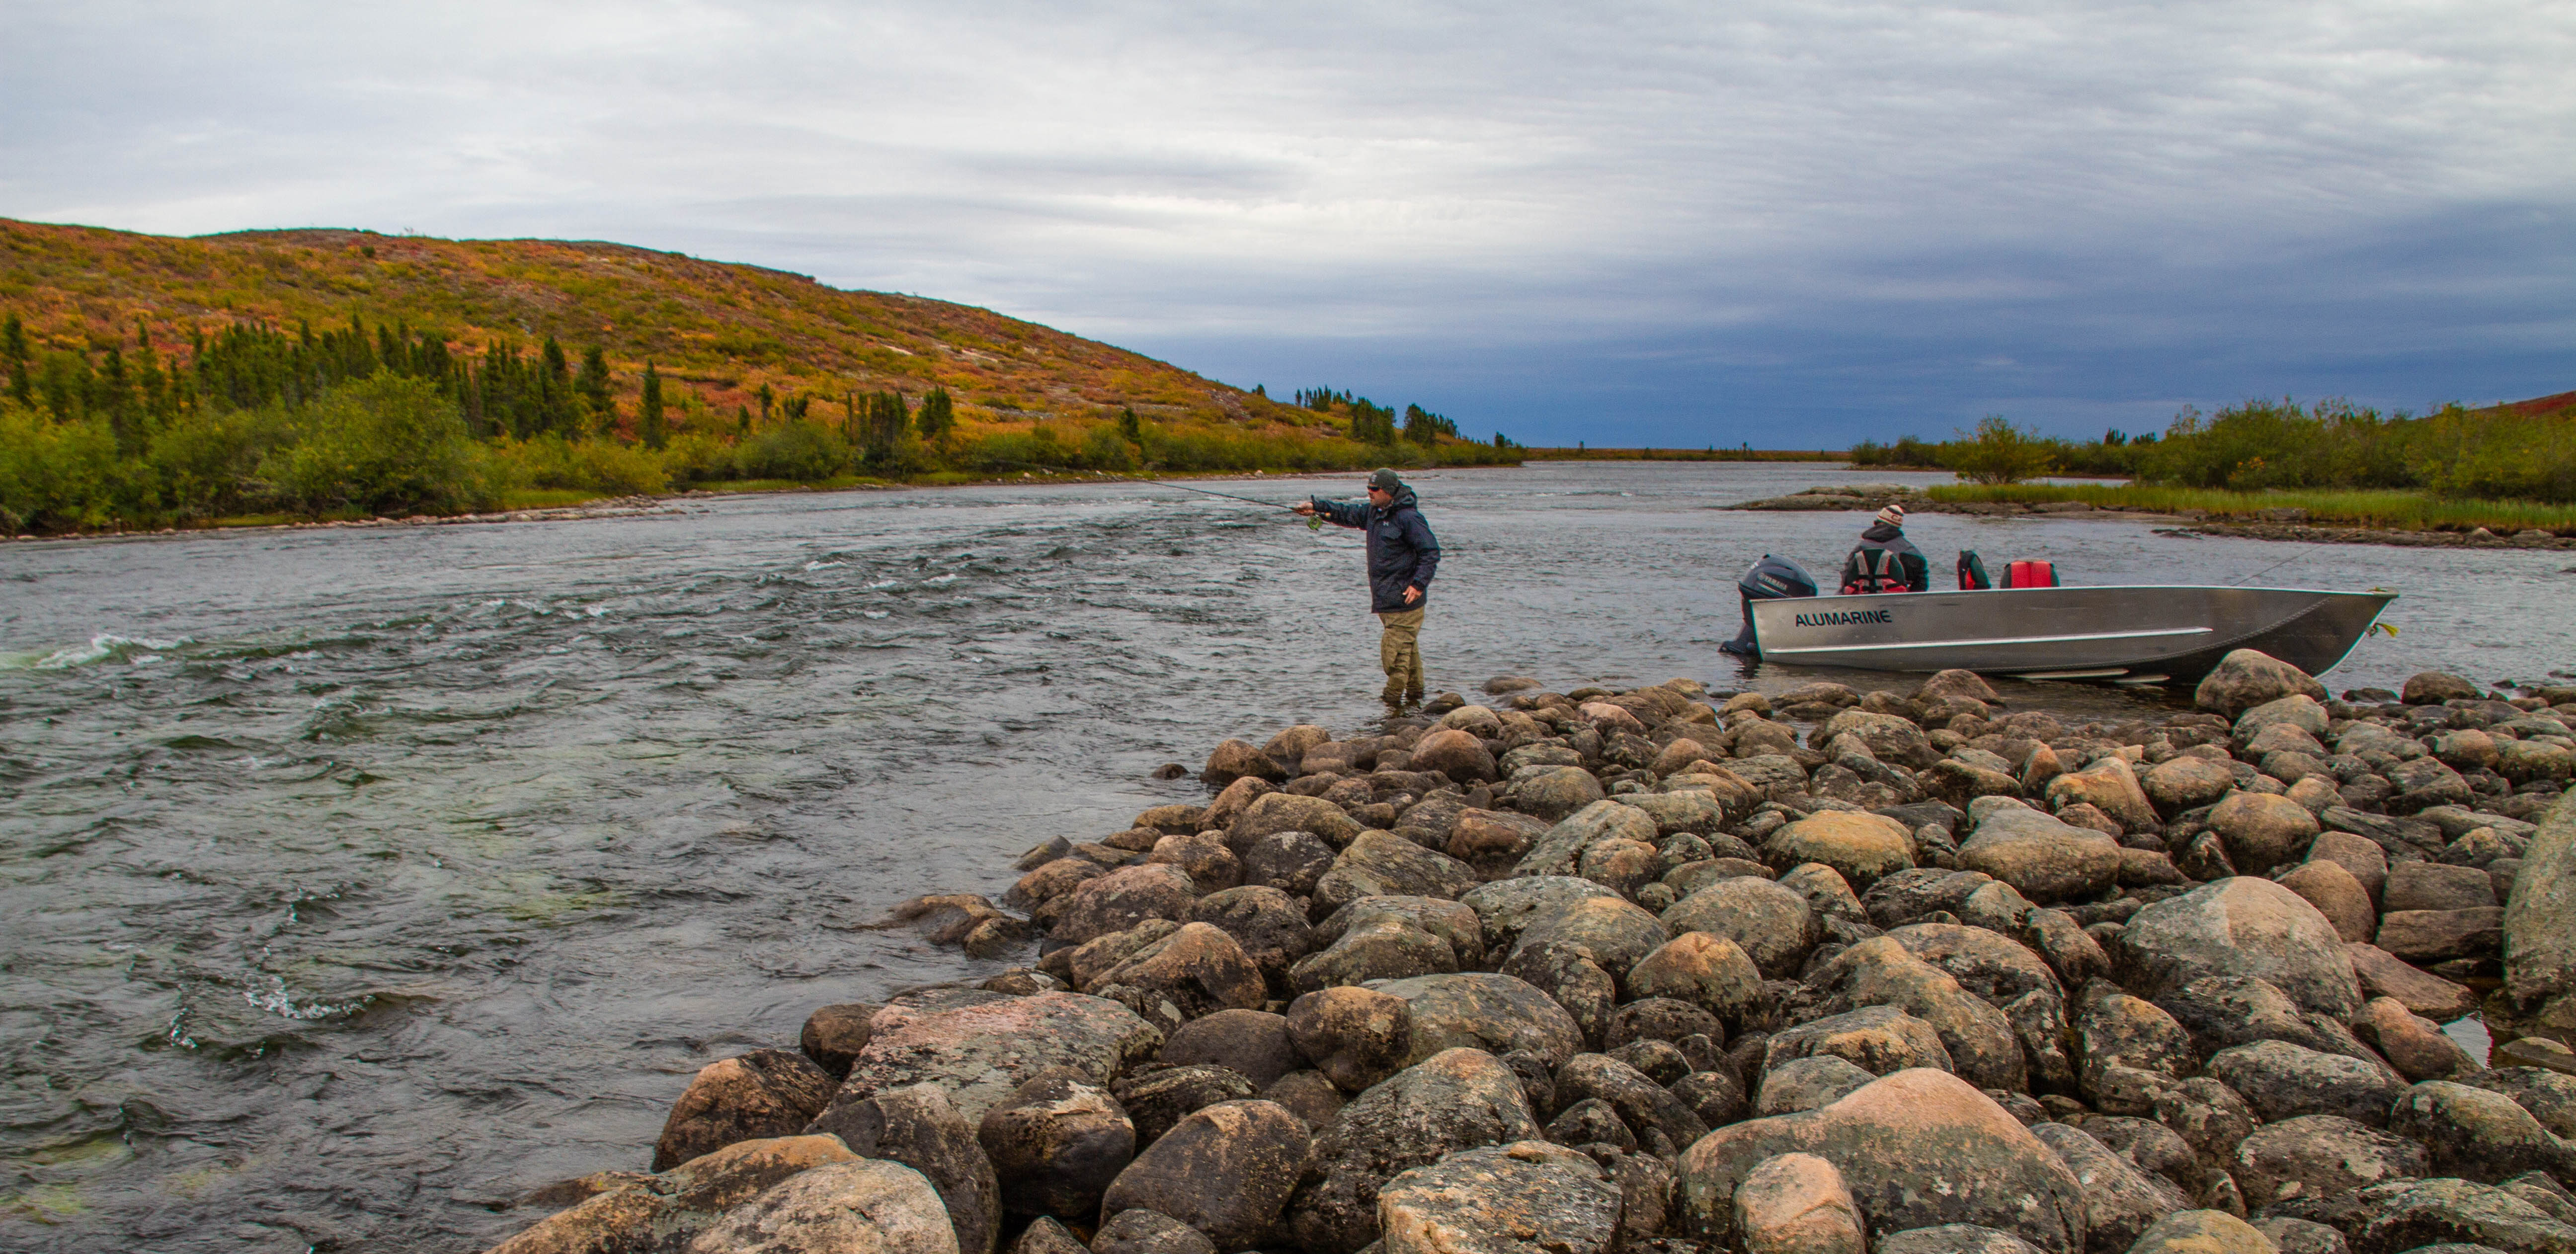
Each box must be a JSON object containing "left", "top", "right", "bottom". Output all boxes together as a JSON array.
[{"left": 1746, "top": 585, "right": 2395, "bottom": 685}]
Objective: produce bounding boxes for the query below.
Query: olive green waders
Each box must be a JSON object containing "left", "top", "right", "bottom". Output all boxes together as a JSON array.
[{"left": 1378, "top": 607, "right": 1425, "bottom": 703}]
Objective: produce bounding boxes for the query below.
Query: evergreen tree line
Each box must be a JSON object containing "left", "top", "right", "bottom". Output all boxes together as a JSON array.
[{"left": 1293, "top": 385, "right": 1459, "bottom": 446}]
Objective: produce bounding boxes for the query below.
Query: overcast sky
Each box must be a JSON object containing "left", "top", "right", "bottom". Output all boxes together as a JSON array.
[{"left": 5, "top": 1, "right": 2571, "bottom": 445}]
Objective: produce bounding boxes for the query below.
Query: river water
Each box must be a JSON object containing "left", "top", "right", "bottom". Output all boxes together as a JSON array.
[{"left": 4, "top": 461, "right": 2571, "bottom": 1253}]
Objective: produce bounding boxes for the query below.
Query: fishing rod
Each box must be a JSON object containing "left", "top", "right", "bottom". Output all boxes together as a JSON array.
[{"left": 986, "top": 459, "right": 1328, "bottom": 526}]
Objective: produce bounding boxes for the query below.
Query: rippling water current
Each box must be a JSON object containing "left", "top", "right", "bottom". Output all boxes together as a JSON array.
[{"left": 5, "top": 462, "right": 2572, "bottom": 1252}]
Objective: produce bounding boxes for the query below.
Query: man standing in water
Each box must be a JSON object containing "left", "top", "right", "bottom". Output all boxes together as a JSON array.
[
  {"left": 1841, "top": 502, "right": 1930, "bottom": 593},
  {"left": 1296, "top": 468, "right": 1442, "bottom": 706}
]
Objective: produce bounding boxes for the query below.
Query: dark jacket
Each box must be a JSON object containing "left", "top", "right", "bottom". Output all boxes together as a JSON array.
[
  {"left": 1843, "top": 522, "right": 1930, "bottom": 593},
  {"left": 1313, "top": 487, "right": 1441, "bottom": 612}
]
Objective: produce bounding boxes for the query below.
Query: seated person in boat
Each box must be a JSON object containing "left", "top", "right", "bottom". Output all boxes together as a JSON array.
[{"left": 1841, "top": 504, "right": 1930, "bottom": 593}]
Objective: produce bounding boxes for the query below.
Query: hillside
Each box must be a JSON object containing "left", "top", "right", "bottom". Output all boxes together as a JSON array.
[{"left": 1, "top": 217, "right": 1326, "bottom": 435}]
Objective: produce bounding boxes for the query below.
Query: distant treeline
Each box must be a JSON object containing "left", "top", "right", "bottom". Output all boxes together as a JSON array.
[
  {"left": 1520, "top": 445, "right": 1844, "bottom": 462},
  {"left": 1854, "top": 398, "right": 2576, "bottom": 502},
  {"left": 0, "top": 316, "right": 1516, "bottom": 534}
]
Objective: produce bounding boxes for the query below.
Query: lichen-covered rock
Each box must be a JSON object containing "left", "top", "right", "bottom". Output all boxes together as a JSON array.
[
  {"left": 1734, "top": 1151, "right": 1865, "bottom": 1254},
  {"left": 1287, "top": 986, "right": 1414, "bottom": 1092},
  {"left": 2145, "top": 756, "right": 2240, "bottom": 820},
  {"left": 1555, "top": 1052, "right": 1709, "bottom": 1149},
  {"left": 1110, "top": 1065, "right": 1259, "bottom": 1147},
  {"left": 1513, "top": 800, "right": 1658, "bottom": 878},
  {"left": 1052, "top": 864, "right": 1200, "bottom": 946},
  {"left": 2279, "top": 859, "right": 2378, "bottom": 943},
  {"left": 2210, "top": 791, "right": 2322, "bottom": 873},
  {"left": 1810, "top": 936, "right": 2027, "bottom": 1092},
  {"left": 2043, "top": 756, "right": 2158, "bottom": 835},
  {"left": 2345, "top": 942, "right": 2479, "bottom": 1020},
  {"left": 1238, "top": 831, "right": 1338, "bottom": 897},
  {"left": 1376, "top": 1140, "right": 1622, "bottom": 1254},
  {"left": 1764, "top": 1005, "right": 1956, "bottom": 1078},
  {"left": 2387, "top": 1079, "right": 2576, "bottom": 1183},
  {"left": 1158, "top": 1009, "right": 1300, "bottom": 1088},
  {"left": 2027, "top": 1122, "right": 2188, "bottom": 1254},
  {"left": 1313, "top": 832, "right": 1479, "bottom": 917},
  {"left": 1514, "top": 766, "right": 1610, "bottom": 822},
  {"left": 803, "top": 1083, "right": 998, "bottom": 1254},
  {"left": 1188, "top": 886, "right": 1315, "bottom": 990},
  {"left": 1291, "top": 914, "right": 1458, "bottom": 993},
  {"left": 1873, "top": 1225, "right": 2047, "bottom": 1254},
  {"left": 1956, "top": 805, "right": 2123, "bottom": 903},
  {"left": 487, "top": 1136, "right": 861, "bottom": 1254},
  {"left": 1660, "top": 875, "right": 1818, "bottom": 978},
  {"left": 2352, "top": 997, "right": 2479, "bottom": 1082},
  {"left": 2347, "top": 1175, "right": 2576, "bottom": 1254},
  {"left": 1231, "top": 792, "right": 1367, "bottom": 852},
  {"left": 1626, "top": 931, "right": 1766, "bottom": 1026},
  {"left": 1091, "top": 1208, "right": 1216, "bottom": 1254},
  {"left": 1374, "top": 973, "right": 1587, "bottom": 1068},
  {"left": 837, "top": 992, "right": 1160, "bottom": 1124},
  {"left": 1205, "top": 739, "right": 1288, "bottom": 788},
  {"left": 2151, "top": 974, "right": 2377, "bottom": 1066},
  {"left": 1766, "top": 811, "right": 1917, "bottom": 889},
  {"left": 2467, "top": 1067, "right": 2576, "bottom": 1140},
  {"left": 1676, "top": 1069, "right": 2088, "bottom": 1254},
  {"left": 976, "top": 1071, "right": 1136, "bottom": 1220},
  {"left": 2111, "top": 877, "right": 2363, "bottom": 1018},
  {"left": 1756, "top": 1055, "right": 1877, "bottom": 1116},
  {"left": 2121, "top": 1209, "right": 2272, "bottom": 1254},
  {"left": 654, "top": 1049, "right": 840, "bottom": 1171},
  {"left": 1094, "top": 921, "right": 1266, "bottom": 1018},
  {"left": 2501, "top": 791, "right": 2576, "bottom": 1045},
  {"left": 1507, "top": 893, "right": 1669, "bottom": 978},
  {"left": 1288, "top": 1047, "right": 1544, "bottom": 1254},
  {"left": 2230, "top": 1114, "right": 2428, "bottom": 1206},
  {"left": 1410, "top": 728, "right": 1499, "bottom": 784},
  {"left": 2206, "top": 1039, "right": 2407, "bottom": 1126},
  {"left": 1463, "top": 876, "right": 1623, "bottom": 953},
  {"left": 684, "top": 1158, "right": 960, "bottom": 1254},
  {"left": 2195, "top": 649, "right": 2327, "bottom": 719},
  {"left": 1102, "top": 1100, "right": 1312, "bottom": 1248}
]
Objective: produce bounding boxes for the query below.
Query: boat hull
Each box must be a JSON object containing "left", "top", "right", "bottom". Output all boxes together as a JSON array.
[{"left": 1749, "top": 585, "right": 2394, "bottom": 684}]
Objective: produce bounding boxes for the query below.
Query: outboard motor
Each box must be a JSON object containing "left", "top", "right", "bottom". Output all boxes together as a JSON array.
[{"left": 1720, "top": 554, "right": 1819, "bottom": 657}]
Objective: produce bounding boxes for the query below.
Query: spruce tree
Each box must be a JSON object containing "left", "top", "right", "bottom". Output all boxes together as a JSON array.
[
  {"left": 1119, "top": 405, "right": 1141, "bottom": 445},
  {"left": 577, "top": 345, "right": 613, "bottom": 432},
  {"left": 639, "top": 361, "right": 667, "bottom": 449},
  {"left": 916, "top": 387, "right": 955, "bottom": 444},
  {"left": 4, "top": 313, "right": 30, "bottom": 406}
]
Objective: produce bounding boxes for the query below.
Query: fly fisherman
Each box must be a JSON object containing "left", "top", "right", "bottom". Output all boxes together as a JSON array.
[
  {"left": 1295, "top": 468, "right": 1442, "bottom": 706},
  {"left": 1841, "top": 502, "right": 1930, "bottom": 593}
]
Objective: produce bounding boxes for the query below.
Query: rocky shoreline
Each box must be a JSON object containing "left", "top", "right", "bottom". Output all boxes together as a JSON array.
[
  {"left": 483, "top": 652, "right": 2576, "bottom": 1254},
  {"left": 1729, "top": 486, "right": 2576, "bottom": 551}
]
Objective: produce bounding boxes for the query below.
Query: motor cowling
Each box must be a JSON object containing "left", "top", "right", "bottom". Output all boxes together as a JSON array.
[{"left": 1720, "top": 555, "right": 1819, "bottom": 656}]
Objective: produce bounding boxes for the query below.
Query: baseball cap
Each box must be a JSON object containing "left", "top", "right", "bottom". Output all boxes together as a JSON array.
[{"left": 1368, "top": 468, "right": 1403, "bottom": 492}]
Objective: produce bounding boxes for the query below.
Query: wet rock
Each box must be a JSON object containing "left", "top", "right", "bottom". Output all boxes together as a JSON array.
[
  {"left": 838, "top": 992, "right": 1160, "bottom": 1124},
  {"left": 1676, "top": 1068, "right": 2088, "bottom": 1254},
  {"left": 1092, "top": 1208, "right": 1215, "bottom": 1254},
  {"left": 2196, "top": 649, "right": 2328, "bottom": 719},
  {"left": 1189, "top": 886, "right": 1315, "bottom": 991},
  {"left": 487, "top": 1135, "right": 862, "bottom": 1254},
  {"left": 2280, "top": 860, "right": 2378, "bottom": 943},
  {"left": 2045, "top": 756, "right": 2159, "bottom": 835},
  {"left": 1757, "top": 1055, "right": 1878, "bottom": 1115},
  {"left": 2207, "top": 1039, "right": 2407, "bottom": 1126},
  {"left": 805, "top": 1082, "right": 999, "bottom": 1254},
  {"left": 801, "top": 1003, "right": 881, "bottom": 1079},
  {"left": 2123, "top": 1209, "right": 2272, "bottom": 1254},
  {"left": 1811, "top": 936, "right": 2027, "bottom": 1091},
  {"left": 2345, "top": 943, "right": 2479, "bottom": 1020},
  {"left": 1287, "top": 986, "right": 1415, "bottom": 1093},
  {"left": 1101, "top": 1099, "right": 1311, "bottom": 1248},
  {"left": 2111, "top": 877, "right": 2363, "bottom": 1018},
  {"left": 976, "top": 1071, "right": 1136, "bottom": 1219},
  {"left": 1766, "top": 811, "right": 1917, "bottom": 889},
  {"left": 2388, "top": 1079, "right": 2576, "bottom": 1182},
  {"left": 2347, "top": 1175, "right": 2576, "bottom": 1254},
  {"left": 1661, "top": 875, "right": 1819, "bottom": 978},
  {"left": 1516, "top": 766, "right": 1610, "bottom": 821},
  {"left": 2376, "top": 907, "right": 2505, "bottom": 963},
  {"left": 1555, "top": 1052, "right": 1709, "bottom": 1148},
  {"left": 1766, "top": 1004, "right": 1955, "bottom": 1078},
  {"left": 1377, "top": 1140, "right": 1623, "bottom": 1254},
  {"left": 1206, "top": 739, "right": 1289, "bottom": 787},
  {"left": 1957, "top": 804, "right": 2123, "bottom": 903},
  {"left": 685, "top": 1157, "right": 959, "bottom": 1254},
  {"left": 1053, "top": 864, "right": 1200, "bottom": 947},
  {"left": 1287, "top": 1047, "right": 1544, "bottom": 1254},
  {"left": 1734, "top": 1151, "right": 1865, "bottom": 1254},
  {"left": 2352, "top": 997, "right": 2479, "bottom": 1082},
  {"left": 1159, "top": 1009, "right": 1300, "bottom": 1088},
  {"left": 2231, "top": 1114, "right": 2428, "bottom": 1206},
  {"left": 2028, "top": 1121, "right": 2188, "bottom": 1253},
  {"left": 1232, "top": 793, "right": 1367, "bottom": 852},
  {"left": 653, "top": 1049, "right": 840, "bottom": 1171},
  {"left": 1312, "top": 833, "right": 1478, "bottom": 917},
  {"left": 1627, "top": 931, "right": 1767, "bottom": 1026},
  {"left": 2212, "top": 792, "right": 2322, "bottom": 873}
]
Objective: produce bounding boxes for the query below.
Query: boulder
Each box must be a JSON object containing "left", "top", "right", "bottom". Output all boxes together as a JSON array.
[
  {"left": 1926, "top": 759, "right": 2024, "bottom": 810},
  {"left": 2388, "top": 862, "right": 2500, "bottom": 912},
  {"left": 1555, "top": 1052, "right": 1710, "bottom": 1148},
  {"left": 1189, "top": 886, "right": 1316, "bottom": 990},
  {"left": 2352, "top": 997, "right": 2479, "bottom": 1082},
  {"left": 653, "top": 1049, "right": 840, "bottom": 1171},
  {"left": 1513, "top": 800, "right": 1659, "bottom": 878},
  {"left": 2347, "top": 1175, "right": 2576, "bottom": 1254},
  {"left": 485, "top": 1135, "right": 862, "bottom": 1254},
  {"left": 2195, "top": 649, "right": 2327, "bottom": 719},
  {"left": 2211, "top": 791, "right": 2322, "bottom": 873},
  {"left": 801, "top": 1003, "right": 881, "bottom": 1079},
  {"left": 1676, "top": 1069, "right": 2088, "bottom": 1254},
  {"left": 2387, "top": 1079, "right": 2576, "bottom": 1182},
  {"left": 1626, "top": 931, "right": 1767, "bottom": 1026},
  {"left": 1874, "top": 1226, "right": 2047, "bottom": 1254},
  {"left": 1158, "top": 1009, "right": 1300, "bottom": 1089},
  {"left": 1499, "top": 942, "right": 1616, "bottom": 1049},
  {"left": 1660, "top": 876, "right": 1818, "bottom": 978},
  {"left": 1447, "top": 809, "right": 1553, "bottom": 875},
  {"left": 1410, "top": 728, "right": 1499, "bottom": 784},
  {"left": 1101, "top": 1100, "right": 1312, "bottom": 1248},
  {"left": 2111, "top": 877, "right": 2363, "bottom": 1018},
  {"left": 2387, "top": 755, "right": 2475, "bottom": 813},
  {"left": 2502, "top": 792, "right": 2576, "bottom": 1043},
  {"left": 1231, "top": 793, "right": 1366, "bottom": 852},
  {"left": 1375, "top": 972, "right": 1588, "bottom": 1068},
  {"left": 1515, "top": 766, "right": 1609, "bottom": 822},
  {"left": 1917, "top": 669, "right": 2001, "bottom": 705},
  {"left": 1268, "top": 724, "right": 1335, "bottom": 765},
  {"left": 1464, "top": 876, "right": 1627, "bottom": 954},
  {"left": 2043, "top": 756, "right": 2158, "bottom": 834},
  {"left": 1508, "top": 894, "right": 1668, "bottom": 978},
  {"left": 1734, "top": 1151, "right": 1866, "bottom": 1254},
  {"left": 1205, "top": 739, "right": 1288, "bottom": 787},
  {"left": 1811, "top": 936, "right": 2027, "bottom": 1091},
  {"left": 2232, "top": 1114, "right": 2428, "bottom": 1206},
  {"left": 1094, "top": 922, "right": 1266, "bottom": 1018},
  {"left": 2027, "top": 1121, "right": 2188, "bottom": 1254},
  {"left": 1110, "top": 1066, "right": 1259, "bottom": 1147},
  {"left": 1052, "top": 864, "right": 1200, "bottom": 946},
  {"left": 2310, "top": 831, "right": 2391, "bottom": 903},
  {"left": 1765, "top": 1005, "right": 1956, "bottom": 1078},
  {"left": 1292, "top": 915, "right": 1457, "bottom": 993},
  {"left": 1288, "top": 1048, "right": 1543, "bottom": 1254},
  {"left": 2077, "top": 991, "right": 2196, "bottom": 1114},
  {"left": 1286, "top": 986, "right": 1415, "bottom": 1093},
  {"left": 1147, "top": 831, "right": 1241, "bottom": 895},
  {"left": 976, "top": 1071, "right": 1136, "bottom": 1219},
  {"left": 1766, "top": 811, "right": 1917, "bottom": 889},
  {"left": 2206, "top": 1039, "right": 2408, "bottom": 1126},
  {"left": 805, "top": 1082, "right": 999, "bottom": 1254},
  {"left": 1313, "top": 833, "right": 1479, "bottom": 917},
  {"left": 2376, "top": 907, "right": 2505, "bottom": 963},
  {"left": 1821, "top": 709, "right": 1944, "bottom": 770},
  {"left": 1092, "top": 1209, "right": 1215, "bottom": 1254},
  {"left": 1238, "top": 831, "right": 1338, "bottom": 897},
  {"left": 1377, "top": 1141, "right": 1622, "bottom": 1254},
  {"left": 2122, "top": 1210, "right": 2272, "bottom": 1254},
  {"left": 2278, "top": 860, "right": 2378, "bottom": 943},
  {"left": 2152, "top": 974, "right": 2377, "bottom": 1065},
  {"left": 2467, "top": 1067, "right": 2576, "bottom": 1139},
  {"left": 684, "top": 1158, "right": 960, "bottom": 1254},
  {"left": 2345, "top": 942, "right": 2479, "bottom": 1020},
  {"left": 2145, "top": 756, "right": 2239, "bottom": 819},
  {"left": 2403, "top": 670, "right": 2482, "bottom": 704},
  {"left": 837, "top": 992, "right": 1160, "bottom": 1124},
  {"left": 1956, "top": 805, "right": 2123, "bottom": 903},
  {"left": 1757, "top": 1056, "right": 1878, "bottom": 1116}
]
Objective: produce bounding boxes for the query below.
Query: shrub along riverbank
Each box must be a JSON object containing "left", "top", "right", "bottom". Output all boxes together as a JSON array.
[{"left": 1924, "top": 484, "right": 2576, "bottom": 536}]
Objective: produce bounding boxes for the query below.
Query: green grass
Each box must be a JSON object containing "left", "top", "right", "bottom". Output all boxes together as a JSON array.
[
  {"left": 1928, "top": 483, "right": 2576, "bottom": 533},
  {"left": 494, "top": 487, "right": 612, "bottom": 509},
  {"left": 1521, "top": 447, "right": 1844, "bottom": 462}
]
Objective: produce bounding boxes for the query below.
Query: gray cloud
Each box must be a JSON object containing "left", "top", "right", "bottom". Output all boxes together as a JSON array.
[{"left": 4, "top": 0, "right": 2569, "bottom": 442}]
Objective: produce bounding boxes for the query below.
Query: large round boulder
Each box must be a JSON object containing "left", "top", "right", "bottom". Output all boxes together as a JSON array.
[
  {"left": 1051, "top": 864, "right": 1199, "bottom": 946},
  {"left": 1101, "top": 1100, "right": 1312, "bottom": 1249},
  {"left": 653, "top": 1049, "right": 839, "bottom": 1171},
  {"left": 1287, "top": 1047, "right": 1544, "bottom": 1254},
  {"left": 1661, "top": 876, "right": 1818, "bottom": 979},
  {"left": 1373, "top": 972, "right": 1587, "bottom": 1068},
  {"left": 1410, "top": 728, "right": 1499, "bottom": 784},
  {"left": 2041, "top": 757, "right": 2157, "bottom": 834},
  {"left": 2208, "top": 791, "right": 2321, "bottom": 874},
  {"left": 837, "top": 992, "right": 1162, "bottom": 1124},
  {"left": 2110, "top": 877, "right": 2363, "bottom": 1019},
  {"left": 1764, "top": 811, "right": 1917, "bottom": 890},
  {"left": 1377, "top": 1141, "right": 1622, "bottom": 1254},
  {"left": 2193, "top": 649, "right": 2326, "bottom": 719},
  {"left": 1954, "top": 805, "right": 2122, "bottom": 904}
]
